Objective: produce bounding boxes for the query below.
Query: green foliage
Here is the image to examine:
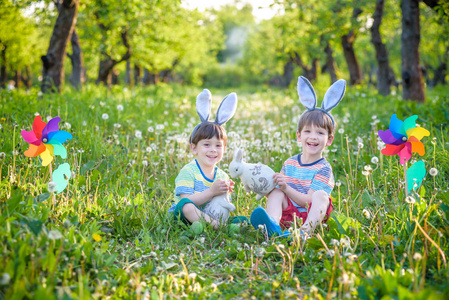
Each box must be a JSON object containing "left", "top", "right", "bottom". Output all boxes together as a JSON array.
[{"left": 1, "top": 80, "right": 449, "bottom": 298}]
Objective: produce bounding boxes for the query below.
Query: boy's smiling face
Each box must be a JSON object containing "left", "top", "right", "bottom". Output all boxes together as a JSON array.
[
  {"left": 191, "top": 137, "right": 225, "bottom": 171},
  {"left": 297, "top": 125, "right": 334, "bottom": 163}
]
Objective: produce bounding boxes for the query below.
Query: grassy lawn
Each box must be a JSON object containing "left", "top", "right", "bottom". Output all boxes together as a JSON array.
[{"left": 1, "top": 83, "right": 448, "bottom": 299}]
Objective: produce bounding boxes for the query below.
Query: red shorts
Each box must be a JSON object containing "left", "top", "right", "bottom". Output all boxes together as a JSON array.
[{"left": 279, "top": 197, "right": 333, "bottom": 229}]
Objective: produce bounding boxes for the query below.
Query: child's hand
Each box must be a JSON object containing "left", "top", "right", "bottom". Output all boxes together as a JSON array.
[
  {"left": 210, "top": 180, "right": 229, "bottom": 196},
  {"left": 273, "top": 173, "right": 288, "bottom": 191},
  {"left": 228, "top": 180, "right": 235, "bottom": 193}
]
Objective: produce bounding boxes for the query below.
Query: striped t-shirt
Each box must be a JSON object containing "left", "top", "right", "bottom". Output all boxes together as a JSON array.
[
  {"left": 168, "top": 159, "right": 229, "bottom": 213},
  {"left": 280, "top": 154, "right": 334, "bottom": 209}
]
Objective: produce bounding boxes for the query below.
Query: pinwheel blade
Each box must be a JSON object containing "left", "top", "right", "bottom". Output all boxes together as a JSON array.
[
  {"left": 52, "top": 163, "right": 71, "bottom": 194},
  {"left": 407, "top": 161, "right": 426, "bottom": 193},
  {"left": 40, "top": 147, "right": 54, "bottom": 166},
  {"left": 48, "top": 139, "right": 67, "bottom": 159},
  {"left": 406, "top": 127, "right": 430, "bottom": 141},
  {"left": 42, "top": 117, "right": 61, "bottom": 141},
  {"left": 398, "top": 143, "right": 412, "bottom": 165},
  {"left": 21, "top": 130, "right": 40, "bottom": 146},
  {"left": 32, "top": 116, "right": 47, "bottom": 139},
  {"left": 378, "top": 129, "right": 404, "bottom": 145},
  {"left": 24, "top": 143, "right": 46, "bottom": 157},
  {"left": 401, "top": 115, "right": 418, "bottom": 134},
  {"left": 381, "top": 143, "right": 404, "bottom": 156},
  {"left": 389, "top": 114, "right": 404, "bottom": 139},
  {"left": 408, "top": 137, "right": 426, "bottom": 156},
  {"left": 48, "top": 130, "right": 72, "bottom": 144}
]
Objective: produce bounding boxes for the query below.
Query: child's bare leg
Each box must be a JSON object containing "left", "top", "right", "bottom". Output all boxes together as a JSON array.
[
  {"left": 265, "top": 189, "right": 289, "bottom": 224},
  {"left": 301, "top": 190, "right": 329, "bottom": 235},
  {"left": 182, "top": 203, "right": 219, "bottom": 229}
]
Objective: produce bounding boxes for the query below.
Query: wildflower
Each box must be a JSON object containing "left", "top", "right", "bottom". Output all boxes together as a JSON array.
[
  {"left": 338, "top": 128, "right": 344, "bottom": 134},
  {"left": 117, "top": 104, "right": 124, "bottom": 111},
  {"left": 405, "top": 196, "right": 416, "bottom": 204},
  {"left": 12, "top": 150, "right": 19, "bottom": 156},
  {"left": 362, "top": 209, "right": 371, "bottom": 219},
  {"left": 100, "top": 101, "right": 105, "bottom": 107},
  {"left": 364, "top": 165, "right": 373, "bottom": 172},
  {"left": 82, "top": 121, "right": 87, "bottom": 126},
  {"left": 142, "top": 160, "right": 148, "bottom": 167},
  {"left": 156, "top": 124, "right": 164, "bottom": 130},
  {"left": 0, "top": 273, "right": 11, "bottom": 285},
  {"left": 64, "top": 122, "right": 71, "bottom": 130},
  {"left": 358, "top": 142, "right": 364, "bottom": 149},
  {"left": 335, "top": 180, "right": 341, "bottom": 187},
  {"left": 330, "top": 239, "right": 340, "bottom": 246},
  {"left": 413, "top": 253, "right": 422, "bottom": 261},
  {"left": 429, "top": 168, "right": 438, "bottom": 176},
  {"left": 135, "top": 130, "right": 142, "bottom": 139},
  {"left": 47, "top": 181, "right": 57, "bottom": 193},
  {"left": 371, "top": 156, "right": 379, "bottom": 164},
  {"left": 148, "top": 127, "right": 154, "bottom": 132},
  {"left": 0, "top": 152, "right": 5, "bottom": 159},
  {"left": 93, "top": 234, "right": 102, "bottom": 242},
  {"left": 102, "top": 113, "right": 109, "bottom": 120}
]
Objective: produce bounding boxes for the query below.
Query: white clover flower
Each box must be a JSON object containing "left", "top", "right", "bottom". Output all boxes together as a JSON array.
[
  {"left": 117, "top": 104, "right": 124, "bottom": 111},
  {"left": 371, "top": 156, "right": 379, "bottom": 164},
  {"left": 47, "top": 181, "right": 57, "bottom": 193},
  {"left": 102, "top": 113, "right": 109, "bottom": 120},
  {"left": 135, "top": 130, "right": 142, "bottom": 139},
  {"left": 429, "top": 168, "right": 438, "bottom": 176}
]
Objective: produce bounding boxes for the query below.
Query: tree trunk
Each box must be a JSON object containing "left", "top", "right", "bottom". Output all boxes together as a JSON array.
[
  {"left": 142, "top": 68, "right": 151, "bottom": 85},
  {"left": 282, "top": 57, "right": 294, "bottom": 88},
  {"left": 401, "top": 0, "right": 425, "bottom": 102},
  {"left": 341, "top": 8, "right": 363, "bottom": 85},
  {"left": 324, "top": 43, "right": 338, "bottom": 83},
  {"left": 96, "top": 30, "right": 131, "bottom": 86},
  {"left": 22, "top": 65, "right": 32, "bottom": 89},
  {"left": 371, "top": 0, "right": 391, "bottom": 96},
  {"left": 431, "top": 46, "right": 448, "bottom": 87},
  {"left": 0, "top": 42, "right": 6, "bottom": 88},
  {"left": 292, "top": 52, "right": 318, "bottom": 81},
  {"left": 14, "top": 70, "right": 22, "bottom": 89},
  {"left": 111, "top": 68, "right": 119, "bottom": 85},
  {"left": 125, "top": 60, "right": 131, "bottom": 86},
  {"left": 134, "top": 64, "right": 141, "bottom": 85},
  {"left": 41, "top": 0, "right": 79, "bottom": 93},
  {"left": 67, "top": 29, "right": 84, "bottom": 90}
]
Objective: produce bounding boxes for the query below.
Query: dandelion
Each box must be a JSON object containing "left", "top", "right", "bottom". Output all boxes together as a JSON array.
[
  {"left": 358, "top": 142, "right": 364, "bottom": 149},
  {"left": 362, "top": 209, "right": 371, "bottom": 219},
  {"left": 429, "top": 168, "right": 438, "bottom": 176},
  {"left": 47, "top": 181, "right": 57, "bottom": 193},
  {"left": 148, "top": 127, "right": 154, "bottom": 132},
  {"left": 142, "top": 160, "right": 148, "bottom": 167},
  {"left": 413, "top": 252, "right": 422, "bottom": 261},
  {"left": 64, "top": 122, "right": 71, "bottom": 130},
  {"left": 93, "top": 234, "right": 102, "bottom": 242},
  {"left": 135, "top": 130, "right": 142, "bottom": 139},
  {"left": 405, "top": 196, "right": 416, "bottom": 204},
  {"left": 0, "top": 152, "right": 5, "bottom": 160},
  {"left": 338, "top": 128, "right": 344, "bottom": 134},
  {"left": 117, "top": 104, "right": 124, "bottom": 111},
  {"left": 102, "top": 113, "right": 109, "bottom": 120},
  {"left": 371, "top": 156, "right": 379, "bottom": 164},
  {"left": 156, "top": 124, "right": 165, "bottom": 130},
  {"left": 82, "top": 121, "right": 87, "bottom": 126}
]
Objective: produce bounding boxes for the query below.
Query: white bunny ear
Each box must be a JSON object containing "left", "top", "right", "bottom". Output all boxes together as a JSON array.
[
  {"left": 321, "top": 79, "right": 346, "bottom": 112},
  {"left": 233, "top": 148, "right": 243, "bottom": 162},
  {"left": 215, "top": 92, "right": 238, "bottom": 125},
  {"left": 297, "top": 76, "right": 317, "bottom": 110},
  {"left": 196, "top": 89, "right": 212, "bottom": 123}
]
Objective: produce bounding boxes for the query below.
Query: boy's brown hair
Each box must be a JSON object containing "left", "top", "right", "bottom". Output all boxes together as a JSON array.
[
  {"left": 190, "top": 123, "right": 228, "bottom": 145},
  {"left": 297, "top": 110, "right": 335, "bottom": 137}
]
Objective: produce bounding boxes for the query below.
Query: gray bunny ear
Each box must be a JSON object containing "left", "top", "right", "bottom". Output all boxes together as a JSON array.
[
  {"left": 196, "top": 89, "right": 212, "bottom": 122},
  {"left": 297, "top": 76, "right": 317, "bottom": 110},
  {"left": 321, "top": 79, "right": 346, "bottom": 112},
  {"left": 215, "top": 92, "right": 237, "bottom": 125}
]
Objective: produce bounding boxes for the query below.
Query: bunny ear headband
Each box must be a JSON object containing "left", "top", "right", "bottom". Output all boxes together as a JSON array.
[
  {"left": 190, "top": 89, "right": 238, "bottom": 143},
  {"left": 297, "top": 76, "right": 346, "bottom": 133}
]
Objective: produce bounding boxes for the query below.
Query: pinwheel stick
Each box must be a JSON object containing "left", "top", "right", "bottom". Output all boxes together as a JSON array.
[{"left": 403, "top": 163, "right": 409, "bottom": 200}]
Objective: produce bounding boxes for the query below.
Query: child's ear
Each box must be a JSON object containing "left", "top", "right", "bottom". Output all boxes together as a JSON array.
[
  {"left": 190, "top": 143, "right": 197, "bottom": 154},
  {"left": 326, "top": 135, "right": 334, "bottom": 146},
  {"left": 296, "top": 130, "right": 301, "bottom": 141}
]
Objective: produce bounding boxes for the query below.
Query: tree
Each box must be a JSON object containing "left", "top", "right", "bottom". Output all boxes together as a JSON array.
[
  {"left": 67, "top": 28, "right": 85, "bottom": 89},
  {"left": 401, "top": 0, "right": 425, "bottom": 102},
  {"left": 370, "top": 0, "right": 391, "bottom": 95},
  {"left": 41, "top": 0, "right": 79, "bottom": 93}
]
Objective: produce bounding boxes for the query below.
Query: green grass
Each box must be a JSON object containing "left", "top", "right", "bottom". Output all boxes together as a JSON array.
[{"left": 1, "top": 83, "right": 449, "bottom": 299}]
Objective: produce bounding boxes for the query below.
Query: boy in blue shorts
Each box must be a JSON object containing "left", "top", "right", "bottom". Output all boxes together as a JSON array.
[
  {"left": 168, "top": 89, "right": 245, "bottom": 230},
  {"left": 251, "top": 76, "right": 346, "bottom": 237}
]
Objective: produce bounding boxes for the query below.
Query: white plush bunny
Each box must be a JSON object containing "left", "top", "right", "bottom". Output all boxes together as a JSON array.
[
  {"left": 297, "top": 76, "right": 346, "bottom": 131},
  {"left": 229, "top": 148, "right": 276, "bottom": 200},
  {"left": 191, "top": 89, "right": 238, "bottom": 224},
  {"left": 203, "top": 192, "right": 236, "bottom": 224}
]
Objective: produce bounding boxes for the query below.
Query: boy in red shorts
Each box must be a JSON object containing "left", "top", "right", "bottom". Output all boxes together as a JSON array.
[{"left": 251, "top": 76, "right": 346, "bottom": 238}]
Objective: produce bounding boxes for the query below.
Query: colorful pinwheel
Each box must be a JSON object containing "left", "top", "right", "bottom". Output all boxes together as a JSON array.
[
  {"left": 378, "top": 114, "right": 429, "bottom": 165},
  {"left": 21, "top": 116, "right": 73, "bottom": 166}
]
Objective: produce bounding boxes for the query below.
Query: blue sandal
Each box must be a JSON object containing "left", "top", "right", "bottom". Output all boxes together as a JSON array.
[{"left": 250, "top": 207, "right": 284, "bottom": 237}]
